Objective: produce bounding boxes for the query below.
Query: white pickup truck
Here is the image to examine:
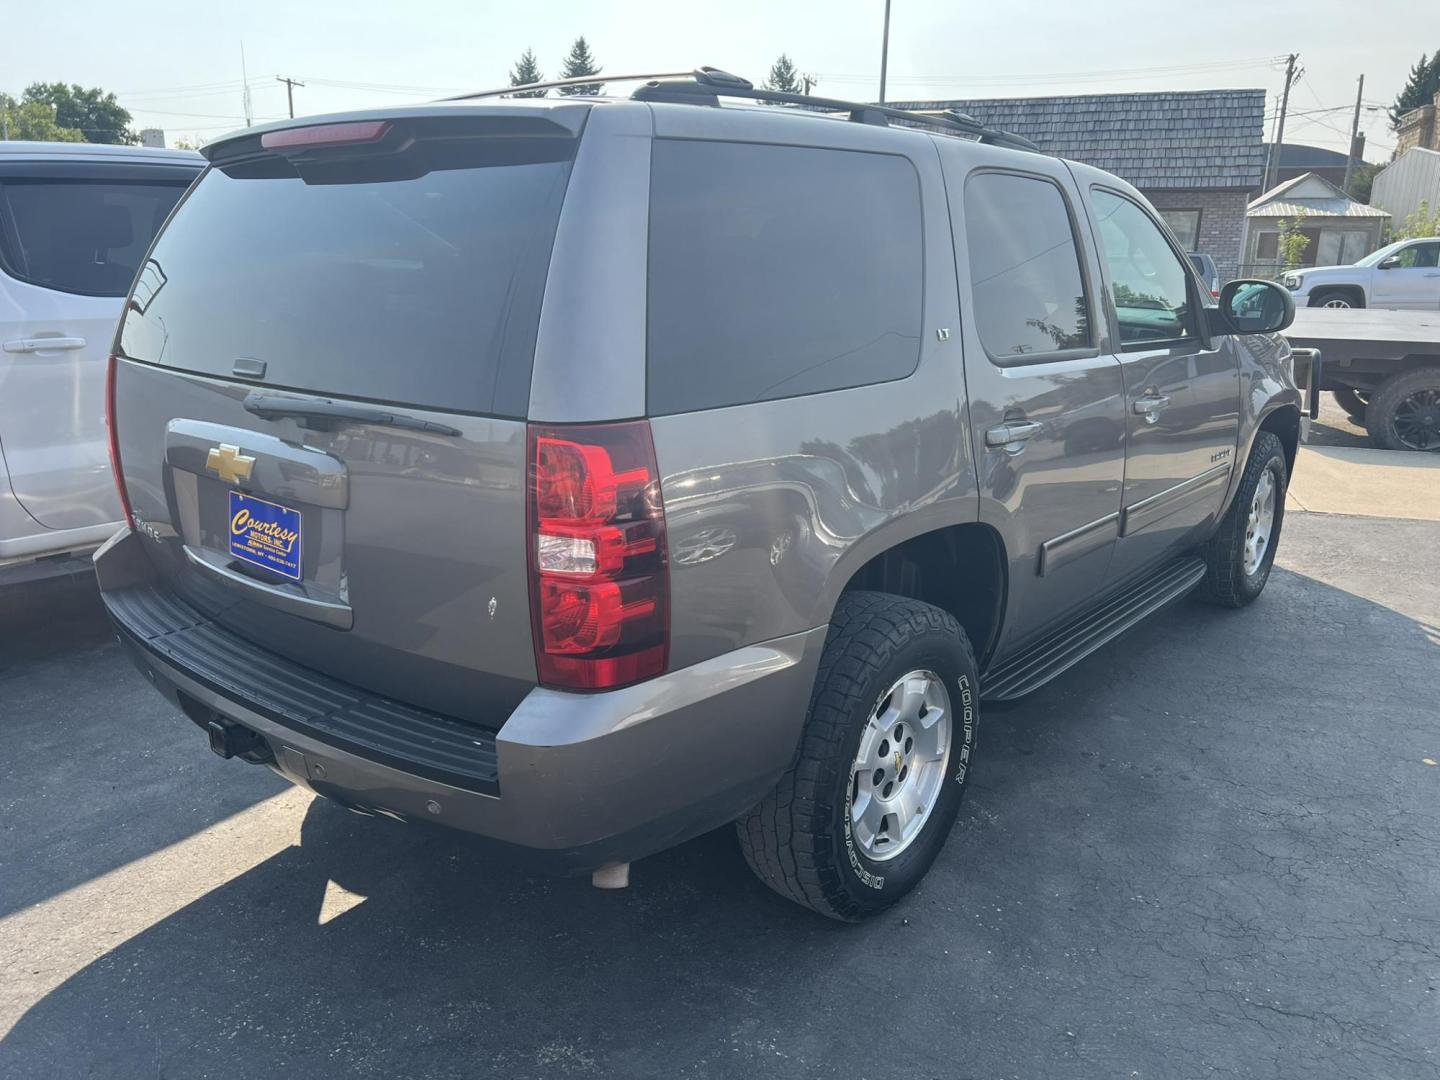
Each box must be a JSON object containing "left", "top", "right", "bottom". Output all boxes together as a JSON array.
[{"left": 1283, "top": 237, "right": 1440, "bottom": 311}]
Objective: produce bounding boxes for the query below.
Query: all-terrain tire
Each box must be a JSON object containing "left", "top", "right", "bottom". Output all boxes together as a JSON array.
[
  {"left": 1365, "top": 368, "right": 1440, "bottom": 452},
  {"left": 1196, "top": 431, "right": 1287, "bottom": 608},
  {"left": 736, "top": 592, "right": 978, "bottom": 921}
]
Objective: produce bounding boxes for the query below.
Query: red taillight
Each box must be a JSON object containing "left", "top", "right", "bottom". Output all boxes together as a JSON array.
[
  {"left": 527, "top": 421, "right": 668, "bottom": 691},
  {"left": 105, "top": 355, "right": 135, "bottom": 529},
  {"left": 260, "top": 120, "right": 391, "bottom": 151}
]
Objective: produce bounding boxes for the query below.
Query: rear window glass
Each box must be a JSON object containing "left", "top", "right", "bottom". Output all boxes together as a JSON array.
[
  {"left": 120, "top": 138, "right": 573, "bottom": 417},
  {"left": 0, "top": 179, "right": 189, "bottom": 298},
  {"left": 963, "top": 172, "right": 1091, "bottom": 360},
  {"left": 646, "top": 139, "right": 923, "bottom": 415}
]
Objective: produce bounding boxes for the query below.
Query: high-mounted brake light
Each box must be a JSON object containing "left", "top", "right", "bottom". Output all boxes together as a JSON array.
[
  {"left": 105, "top": 355, "right": 135, "bottom": 529},
  {"left": 527, "top": 421, "right": 669, "bottom": 691},
  {"left": 260, "top": 120, "right": 391, "bottom": 151}
]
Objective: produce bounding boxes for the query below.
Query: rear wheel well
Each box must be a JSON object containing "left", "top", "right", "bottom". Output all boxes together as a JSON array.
[
  {"left": 839, "top": 524, "right": 1006, "bottom": 667},
  {"left": 1258, "top": 406, "right": 1300, "bottom": 477}
]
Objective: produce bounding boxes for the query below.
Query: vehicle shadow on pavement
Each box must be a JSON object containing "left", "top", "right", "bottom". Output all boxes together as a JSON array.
[
  {"left": 4, "top": 558, "right": 1439, "bottom": 1079},
  {"left": 0, "top": 575, "right": 291, "bottom": 921}
]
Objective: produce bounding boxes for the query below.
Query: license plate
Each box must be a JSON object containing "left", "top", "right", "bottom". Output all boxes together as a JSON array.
[{"left": 228, "top": 491, "right": 302, "bottom": 581}]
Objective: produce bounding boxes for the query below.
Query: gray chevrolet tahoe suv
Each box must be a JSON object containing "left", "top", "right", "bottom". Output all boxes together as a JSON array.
[{"left": 96, "top": 69, "right": 1304, "bottom": 920}]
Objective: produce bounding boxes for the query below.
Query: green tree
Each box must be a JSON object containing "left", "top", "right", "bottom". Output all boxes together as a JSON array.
[
  {"left": 509, "top": 48, "right": 546, "bottom": 97},
  {"left": 22, "top": 83, "right": 135, "bottom": 144},
  {"left": 557, "top": 36, "right": 602, "bottom": 96},
  {"left": 1277, "top": 211, "right": 1311, "bottom": 273},
  {"left": 0, "top": 93, "right": 83, "bottom": 142},
  {"left": 1389, "top": 51, "right": 1440, "bottom": 130},
  {"left": 1346, "top": 160, "right": 1379, "bottom": 203},
  {"left": 1395, "top": 200, "right": 1440, "bottom": 240},
  {"left": 763, "top": 55, "right": 802, "bottom": 94}
]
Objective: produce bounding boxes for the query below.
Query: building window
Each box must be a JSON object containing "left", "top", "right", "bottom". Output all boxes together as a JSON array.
[
  {"left": 1158, "top": 209, "right": 1202, "bottom": 251},
  {"left": 1255, "top": 232, "right": 1279, "bottom": 260}
]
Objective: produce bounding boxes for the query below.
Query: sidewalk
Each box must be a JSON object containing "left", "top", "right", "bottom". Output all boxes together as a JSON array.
[{"left": 1287, "top": 444, "right": 1440, "bottom": 521}]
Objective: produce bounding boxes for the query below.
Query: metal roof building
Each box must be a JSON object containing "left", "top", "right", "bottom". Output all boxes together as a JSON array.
[{"left": 1243, "top": 172, "right": 1391, "bottom": 276}]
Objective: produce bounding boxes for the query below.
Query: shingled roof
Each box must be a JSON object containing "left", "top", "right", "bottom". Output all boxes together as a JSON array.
[{"left": 886, "top": 89, "right": 1267, "bottom": 190}]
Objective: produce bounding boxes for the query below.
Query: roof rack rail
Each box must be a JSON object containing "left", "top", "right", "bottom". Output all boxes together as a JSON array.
[
  {"left": 442, "top": 70, "right": 697, "bottom": 102},
  {"left": 439, "top": 66, "right": 1041, "bottom": 154},
  {"left": 635, "top": 68, "right": 1042, "bottom": 153}
]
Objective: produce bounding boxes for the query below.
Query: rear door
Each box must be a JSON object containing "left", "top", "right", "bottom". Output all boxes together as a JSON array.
[
  {"left": 937, "top": 146, "right": 1127, "bottom": 649},
  {"left": 0, "top": 160, "right": 193, "bottom": 529},
  {"left": 1083, "top": 182, "right": 1240, "bottom": 578},
  {"left": 1371, "top": 241, "right": 1440, "bottom": 309},
  {"left": 112, "top": 110, "right": 584, "bottom": 721}
]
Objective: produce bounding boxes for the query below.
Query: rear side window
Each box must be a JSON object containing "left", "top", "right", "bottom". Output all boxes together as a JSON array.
[
  {"left": 646, "top": 140, "right": 923, "bottom": 415},
  {"left": 120, "top": 136, "right": 573, "bottom": 417},
  {"left": 963, "top": 172, "right": 1091, "bottom": 360},
  {"left": 0, "top": 179, "right": 188, "bottom": 297}
]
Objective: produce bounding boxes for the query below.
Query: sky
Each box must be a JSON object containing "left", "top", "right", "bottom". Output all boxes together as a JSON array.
[{"left": 10, "top": 0, "right": 1439, "bottom": 159}]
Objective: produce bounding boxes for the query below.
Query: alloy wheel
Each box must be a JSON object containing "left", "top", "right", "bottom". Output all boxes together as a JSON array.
[
  {"left": 1391, "top": 388, "right": 1440, "bottom": 451},
  {"left": 1243, "top": 468, "right": 1276, "bottom": 575},
  {"left": 848, "top": 670, "right": 952, "bottom": 861}
]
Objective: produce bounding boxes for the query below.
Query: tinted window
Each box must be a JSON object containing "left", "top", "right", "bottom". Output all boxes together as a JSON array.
[
  {"left": 1397, "top": 242, "right": 1439, "bottom": 268},
  {"left": 120, "top": 140, "right": 573, "bottom": 417},
  {"left": 1090, "top": 189, "right": 1197, "bottom": 346},
  {"left": 964, "top": 173, "right": 1091, "bottom": 360},
  {"left": 0, "top": 179, "right": 188, "bottom": 297},
  {"left": 647, "top": 140, "right": 923, "bottom": 415}
]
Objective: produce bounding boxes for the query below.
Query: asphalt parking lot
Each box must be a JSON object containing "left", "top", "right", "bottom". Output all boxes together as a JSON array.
[{"left": 3, "top": 498, "right": 1439, "bottom": 1077}]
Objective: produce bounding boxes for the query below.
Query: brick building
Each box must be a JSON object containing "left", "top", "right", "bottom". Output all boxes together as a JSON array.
[
  {"left": 886, "top": 89, "right": 1267, "bottom": 281},
  {"left": 1394, "top": 90, "right": 1440, "bottom": 155}
]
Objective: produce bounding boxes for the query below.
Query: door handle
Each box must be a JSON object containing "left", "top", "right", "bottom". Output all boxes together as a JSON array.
[
  {"left": 985, "top": 420, "right": 1043, "bottom": 448},
  {"left": 2, "top": 336, "right": 87, "bottom": 353},
  {"left": 1133, "top": 394, "right": 1171, "bottom": 424}
]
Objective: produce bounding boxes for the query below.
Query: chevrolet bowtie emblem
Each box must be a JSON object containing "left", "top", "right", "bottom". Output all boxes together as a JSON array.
[
  {"left": 894, "top": 750, "right": 903, "bottom": 773},
  {"left": 206, "top": 443, "right": 256, "bottom": 485}
]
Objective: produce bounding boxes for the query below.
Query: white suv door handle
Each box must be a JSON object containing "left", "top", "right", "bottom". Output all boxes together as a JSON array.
[{"left": 3, "top": 336, "right": 87, "bottom": 353}]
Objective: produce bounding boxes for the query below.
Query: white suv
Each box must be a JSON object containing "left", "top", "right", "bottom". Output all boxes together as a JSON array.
[
  {"left": 0, "top": 141, "right": 201, "bottom": 567},
  {"left": 1283, "top": 237, "right": 1440, "bottom": 310}
]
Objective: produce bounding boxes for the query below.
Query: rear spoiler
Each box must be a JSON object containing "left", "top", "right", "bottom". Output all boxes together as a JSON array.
[{"left": 202, "top": 105, "right": 588, "bottom": 166}]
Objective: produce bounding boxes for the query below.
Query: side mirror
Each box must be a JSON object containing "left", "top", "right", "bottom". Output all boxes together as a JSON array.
[
  {"left": 1378, "top": 256, "right": 1400, "bottom": 270},
  {"left": 1211, "top": 279, "right": 1295, "bottom": 335}
]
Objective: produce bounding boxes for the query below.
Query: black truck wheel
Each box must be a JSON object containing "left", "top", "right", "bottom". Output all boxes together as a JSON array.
[
  {"left": 1331, "top": 387, "right": 1369, "bottom": 420},
  {"left": 737, "top": 592, "right": 978, "bottom": 921},
  {"left": 1366, "top": 368, "right": 1440, "bottom": 452}
]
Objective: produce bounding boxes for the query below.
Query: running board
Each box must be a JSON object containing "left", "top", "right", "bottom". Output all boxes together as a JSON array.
[{"left": 981, "top": 556, "right": 1207, "bottom": 701}]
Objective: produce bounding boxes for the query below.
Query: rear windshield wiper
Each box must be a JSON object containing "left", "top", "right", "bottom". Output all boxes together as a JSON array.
[{"left": 242, "top": 392, "right": 461, "bottom": 436}]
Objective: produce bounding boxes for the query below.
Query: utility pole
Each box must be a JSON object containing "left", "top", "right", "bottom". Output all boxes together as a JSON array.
[
  {"left": 277, "top": 76, "right": 305, "bottom": 119},
  {"left": 801, "top": 74, "right": 816, "bottom": 95},
  {"left": 878, "top": 0, "right": 892, "bottom": 104},
  {"left": 1343, "top": 73, "right": 1365, "bottom": 195},
  {"left": 1263, "top": 53, "right": 1298, "bottom": 193}
]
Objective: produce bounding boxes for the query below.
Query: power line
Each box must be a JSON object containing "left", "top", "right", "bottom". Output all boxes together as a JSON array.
[{"left": 815, "top": 54, "right": 1287, "bottom": 85}]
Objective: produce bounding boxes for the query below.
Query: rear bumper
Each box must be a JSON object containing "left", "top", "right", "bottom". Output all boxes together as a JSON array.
[{"left": 96, "top": 528, "right": 825, "bottom": 871}]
